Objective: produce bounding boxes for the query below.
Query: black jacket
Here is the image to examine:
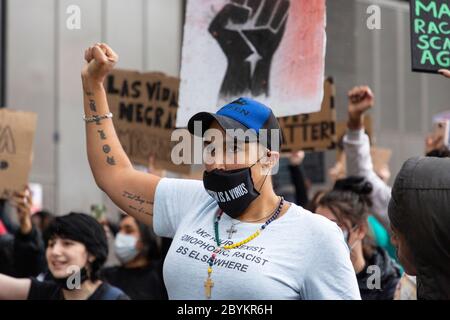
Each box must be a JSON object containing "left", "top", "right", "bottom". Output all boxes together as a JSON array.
[
  {"left": 101, "top": 260, "right": 168, "bottom": 300},
  {"left": 288, "top": 164, "right": 309, "bottom": 207},
  {"left": 389, "top": 157, "right": 450, "bottom": 300},
  {"left": 357, "top": 246, "right": 401, "bottom": 300},
  {"left": 0, "top": 226, "right": 46, "bottom": 277}
]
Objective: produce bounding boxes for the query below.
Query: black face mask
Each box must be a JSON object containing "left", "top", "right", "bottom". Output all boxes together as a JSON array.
[
  {"left": 51, "top": 267, "right": 89, "bottom": 290},
  {"left": 203, "top": 161, "right": 267, "bottom": 218}
]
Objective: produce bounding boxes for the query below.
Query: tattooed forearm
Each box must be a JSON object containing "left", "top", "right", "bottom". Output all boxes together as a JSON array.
[
  {"left": 128, "top": 205, "right": 153, "bottom": 216},
  {"left": 84, "top": 89, "right": 97, "bottom": 112},
  {"left": 97, "top": 131, "right": 114, "bottom": 164},
  {"left": 122, "top": 190, "right": 153, "bottom": 205},
  {"left": 89, "top": 99, "right": 97, "bottom": 112},
  {"left": 106, "top": 156, "right": 116, "bottom": 165},
  {"left": 97, "top": 130, "right": 107, "bottom": 140}
]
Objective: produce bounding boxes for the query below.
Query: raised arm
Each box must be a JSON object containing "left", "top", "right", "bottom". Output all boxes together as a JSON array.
[
  {"left": 10, "top": 188, "right": 46, "bottom": 277},
  {"left": 343, "top": 86, "right": 391, "bottom": 228},
  {"left": 81, "top": 43, "right": 160, "bottom": 225},
  {"left": 345, "top": 86, "right": 375, "bottom": 177},
  {"left": 0, "top": 274, "right": 31, "bottom": 300}
]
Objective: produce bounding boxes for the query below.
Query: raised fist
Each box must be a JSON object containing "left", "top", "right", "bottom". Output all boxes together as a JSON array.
[
  {"left": 10, "top": 186, "right": 33, "bottom": 235},
  {"left": 209, "top": 0, "right": 290, "bottom": 98},
  {"left": 81, "top": 43, "right": 118, "bottom": 84},
  {"left": 348, "top": 86, "right": 374, "bottom": 115},
  {"left": 347, "top": 86, "right": 374, "bottom": 130}
]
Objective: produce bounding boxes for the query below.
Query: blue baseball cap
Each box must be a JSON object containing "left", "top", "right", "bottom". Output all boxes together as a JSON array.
[{"left": 187, "top": 97, "right": 283, "bottom": 150}]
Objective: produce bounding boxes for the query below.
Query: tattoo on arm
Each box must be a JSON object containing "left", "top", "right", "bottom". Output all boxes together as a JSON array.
[
  {"left": 89, "top": 99, "right": 97, "bottom": 112},
  {"left": 97, "top": 132, "right": 114, "bottom": 164},
  {"left": 97, "top": 130, "right": 107, "bottom": 140},
  {"left": 122, "top": 191, "right": 153, "bottom": 205},
  {"left": 128, "top": 205, "right": 153, "bottom": 216},
  {"left": 122, "top": 191, "right": 154, "bottom": 216},
  {"left": 106, "top": 156, "right": 116, "bottom": 165},
  {"left": 84, "top": 90, "right": 96, "bottom": 111}
]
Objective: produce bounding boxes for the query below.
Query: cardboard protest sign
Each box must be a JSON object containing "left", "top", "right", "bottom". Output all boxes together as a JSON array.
[
  {"left": 105, "top": 70, "right": 189, "bottom": 174},
  {"left": 278, "top": 78, "right": 336, "bottom": 152},
  {"left": 177, "top": 0, "right": 327, "bottom": 127},
  {"left": 0, "top": 109, "right": 37, "bottom": 199},
  {"left": 410, "top": 0, "right": 450, "bottom": 72}
]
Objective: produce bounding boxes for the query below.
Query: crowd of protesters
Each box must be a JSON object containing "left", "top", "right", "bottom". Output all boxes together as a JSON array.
[{"left": 0, "top": 43, "right": 449, "bottom": 300}]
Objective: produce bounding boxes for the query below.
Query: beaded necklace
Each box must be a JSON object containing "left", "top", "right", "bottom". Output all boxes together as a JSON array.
[{"left": 204, "top": 196, "right": 285, "bottom": 299}]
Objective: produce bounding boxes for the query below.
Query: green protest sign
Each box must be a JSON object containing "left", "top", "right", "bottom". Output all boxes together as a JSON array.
[{"left": 410, "top": 0, "right": 450, "bottom": 73}]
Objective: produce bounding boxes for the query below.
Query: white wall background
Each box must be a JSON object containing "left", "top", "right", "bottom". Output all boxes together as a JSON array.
[{"left": 7, "top": 0, "right": 183, "bottom": 215}]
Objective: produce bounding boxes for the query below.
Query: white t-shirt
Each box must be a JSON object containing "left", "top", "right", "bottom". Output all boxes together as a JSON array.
[{"left": 153, "top": 178, "right": 361, "bottom": 300}]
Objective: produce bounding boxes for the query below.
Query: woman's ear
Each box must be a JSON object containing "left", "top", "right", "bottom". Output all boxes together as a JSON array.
[
  {"left": 265, "top": 151, "right": 280, "bottom": 170},
  {"left": 355, "top": 221, "right": 369, "bottom": 241},
  {"left": 256, "top": 147, "right": 280, "bottom": 175},
  {"left": 88, "top": 254, "right": 96, "bottom": 264}
]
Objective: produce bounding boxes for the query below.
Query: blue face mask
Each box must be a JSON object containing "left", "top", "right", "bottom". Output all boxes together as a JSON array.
[{"left": 114, "top": 233, "right": 139, "bottom": 264}]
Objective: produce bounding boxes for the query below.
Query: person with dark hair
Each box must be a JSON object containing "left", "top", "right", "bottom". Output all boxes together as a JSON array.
[
  {"left": 343, "top": 86, "right": 391, "bottom": 230},
  {"left": 101, "top": 215, "right": 167, "bottom": 299},
  {"left": 344, "top": 85, "right": 450, "bottom": 228},
  {"left": 425, "top": 147, "right": 450, "bottom": 158},
  {"left": 389, "top": 157, "right": 450, "bottom": 300},
  {"left": 305, "top": 189, "right": 327, "bottom": 213},
  {"left": 31, "top": 210, "right": 54, "bottom": 234},
  {"left": 0, "top": 212, "right": 129, "bottom": 300},
  {"left": 316, "top": 176, "right": 401, "bottom": 300}
]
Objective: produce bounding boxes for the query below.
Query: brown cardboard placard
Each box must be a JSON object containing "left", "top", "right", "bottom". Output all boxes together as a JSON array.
[
  {"left": 105, "top": 70, "right": 190, "bottom": 174},
  {"left": 278, "top": 78, "right": 336, "bottom": 152},
  {"left": 0, "top": 109, "right": 37, "bottom": 199}
]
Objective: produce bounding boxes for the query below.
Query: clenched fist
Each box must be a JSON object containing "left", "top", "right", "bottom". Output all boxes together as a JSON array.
[
  {"left": 81, "top": 43, "right": 118, "bottom": 84},
  {"left": 347, "top": 86, "right": 374, "bottom": 130},
  {"left": 10, "top": 187, "right": 33, "bottom": 235}
]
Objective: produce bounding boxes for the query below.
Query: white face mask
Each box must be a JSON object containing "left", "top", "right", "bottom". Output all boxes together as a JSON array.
[
  {"left": 114, "top": 233, "right": 139, "bottom": 264},
  {"left": 342, "top": 225, "right": 360, "bottom": 252}
]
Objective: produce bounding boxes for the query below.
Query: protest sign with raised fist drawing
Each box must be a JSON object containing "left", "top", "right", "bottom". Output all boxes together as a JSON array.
[
  {"left": 177, "top": 0, "right": 326, "bottom": 127},
  {"left": 209, "top": 0, "right": 290, "bottom": 98}
]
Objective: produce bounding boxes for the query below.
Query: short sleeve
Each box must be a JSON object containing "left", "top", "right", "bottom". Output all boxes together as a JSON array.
[
  {"left": 302, "top": 217, "right": 361, "bottom": 300},
  {"left": 153, "top": 178, "right": 212, "bottom": 238}
]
